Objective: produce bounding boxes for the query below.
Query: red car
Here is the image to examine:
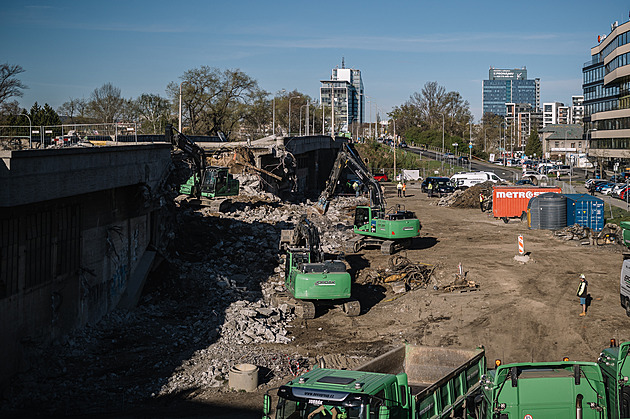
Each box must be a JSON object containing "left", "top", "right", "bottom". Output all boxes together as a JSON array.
[{"left": 373, "top": 174, "right": 389, "bottom": 182}]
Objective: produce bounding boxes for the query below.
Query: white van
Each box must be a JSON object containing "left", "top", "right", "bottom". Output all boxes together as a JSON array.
[
  {"left": 450, "top": 171, "right": 504, "bottom": 189},
  {"left": 621, "top": 259, "right": 630, "bottom": 317}
]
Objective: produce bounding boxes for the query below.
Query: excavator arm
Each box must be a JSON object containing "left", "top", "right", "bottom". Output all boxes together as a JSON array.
[
  {"left": 166, "top": 124, "right": 206, "bottom": 174},
  {"left": 280, "top": 214, "right": 323, "bottom": 262},
  {"left": 316, "top": 143, "right": 386, "bottom": 214}
]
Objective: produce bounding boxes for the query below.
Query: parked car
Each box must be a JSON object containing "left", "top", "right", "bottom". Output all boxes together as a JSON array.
[
  {"left": 549, "top": 165, "right": 572, "bottom": 176},
  {"left": 595, "top": 181, "right": 616, "bottom": 192},
  {"left": 600, "top": 183, "right": 620, "bottom": 195},
  {"left": 610, "top": 183, "right": 628, "bottom": 197},
  {"left": 399, "top": 141, "right": 408, "bottom": 148},
  {"left": 421, "top": 177, "right": 455, "bottom": 197},
  {"left": 515, "top": 178, "right": 534, "bottom": 186},
  {"left": 373, "top": 173, "right": 389, "bottom": 182}
]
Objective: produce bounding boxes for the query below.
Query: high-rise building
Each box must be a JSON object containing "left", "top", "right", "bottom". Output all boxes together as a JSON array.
[
  {"left": 482, "top": 67, "right": 540, "bottom": 116},
  {"left": 506, "top": 103, "right": 543, "bottom": 149},
  {"left": 582, "top": 17, "right": 630, "bottom": 172},
  {"left": 571, "top": 95, "right": 584, "bottom": 124},
  {"left": 320, "top": 60, "right": 364, "bottom": 133},
  {"left": 543, "top": 102, "right": 569, "bottom": 126}
]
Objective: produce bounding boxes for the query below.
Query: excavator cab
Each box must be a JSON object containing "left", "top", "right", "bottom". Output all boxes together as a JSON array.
[
  {"left": 354, "top": 206, "right": 372, "bottom": 228},
  {"left": 199, "top": 167, "right": 239, "bottom": 199}
]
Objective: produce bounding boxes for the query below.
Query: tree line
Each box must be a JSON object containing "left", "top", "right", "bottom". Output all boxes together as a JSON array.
[
  {"left": 0, "top": 63, "right": 327, "bottom": 140},
  {"left": 0, "top": 62, "right": 539, "bottom": 152}
]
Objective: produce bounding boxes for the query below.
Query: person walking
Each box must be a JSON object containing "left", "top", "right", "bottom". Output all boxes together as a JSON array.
[
  {"left": 402, "top": 182, "right": 407, "bottom": 197},
  {"left": 397, "top": 181, "right": 403, "bottom": 197},
  {"left": 577, "top": 274, "right": 588, "bottom": 316}
]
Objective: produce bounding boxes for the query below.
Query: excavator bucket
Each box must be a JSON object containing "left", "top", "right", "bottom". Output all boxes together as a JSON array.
[{"left": 314, "top": 198, "right": 329, "bottom": 215}]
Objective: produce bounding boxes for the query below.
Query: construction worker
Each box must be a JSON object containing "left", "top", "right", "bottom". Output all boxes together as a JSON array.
[
  {"left": 397, "top": 181, "right": 403, "bottom": 197},
  {"left": 402, "top": 182, "right": 407, "bottom": 197},
  {"left": 577, "top": 274, "right": 588, "bottom": 316},
  {"left": 353, "top": 181, "right": 360, "bottom": 197},
  {"left": 427, "top": 181, "right": 433, "bottom": 197},
  {"left": 479, "top": 193, "right": 485, "bottom": 212}
]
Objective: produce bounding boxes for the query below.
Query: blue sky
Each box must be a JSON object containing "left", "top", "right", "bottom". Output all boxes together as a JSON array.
[{"left": 2, "top": 1, "right": 629, "bottom": 121}]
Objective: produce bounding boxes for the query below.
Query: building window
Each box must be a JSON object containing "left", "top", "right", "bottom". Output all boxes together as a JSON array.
[
  {"left": 555, "top": 141, "right": 560, "bottom": 148},
  {"left": 571, "top": 142, "right": 576, "bottom": 149},
  {"left": 579, "top": 142, "right": 582, "bottom": 149}
]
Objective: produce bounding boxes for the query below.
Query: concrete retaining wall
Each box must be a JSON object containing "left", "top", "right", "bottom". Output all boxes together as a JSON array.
[{"left": 0, "top": 144, "right": 171, "bottom": 387}]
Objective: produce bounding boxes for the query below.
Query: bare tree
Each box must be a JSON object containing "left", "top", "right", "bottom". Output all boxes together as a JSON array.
[
  {"left": 87, "top": 83, "right": 125, "bottom": 123},
  {"left": 133, "top": 94, "right": 170, "bottom": 134},
  {"left": 58, "top": 98, "right": 87, "bottom": 123},
  {"left": 0, "top": 63, "right": 27, "bottom": 107}
]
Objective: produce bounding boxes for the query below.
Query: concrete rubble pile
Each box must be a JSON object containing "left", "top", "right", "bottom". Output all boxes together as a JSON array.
[
  {"left": 1, "top": 193, "right": 364, "bottom": 415},
  {"left": 554, "top": 224, "right": 592, "bottom": 241}
]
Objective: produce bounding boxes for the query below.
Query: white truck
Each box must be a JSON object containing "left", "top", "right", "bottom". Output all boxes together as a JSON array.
[{"left": 450, "top": 171, "right": 504, "bottom": 189}]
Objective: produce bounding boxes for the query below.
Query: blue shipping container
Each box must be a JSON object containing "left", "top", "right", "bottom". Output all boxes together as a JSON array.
[{"left": 565, "top": 194, "right": 604, "bottom": 231}]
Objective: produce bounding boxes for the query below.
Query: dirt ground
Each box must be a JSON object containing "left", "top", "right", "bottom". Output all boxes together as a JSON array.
[
  {"left": 192, "top": 181, "right": 630, "bottom": 416},
  {"left": 3, "top": 181, "right": 630, "bottom": 418}
]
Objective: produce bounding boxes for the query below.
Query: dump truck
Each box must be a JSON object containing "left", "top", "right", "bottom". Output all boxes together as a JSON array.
[
  {"left": 275, "top": 215, "right": 360, "bottom": 319},
  {"left": 264, "top": 340, "right": 630, "bottom": 418},
  {"left": 263, "top": 344, "right": 486, "bottom": 419},
  {"left": 316, "top": 143, "right": 421, "bottom": 254},
  {"left": 479, "top": 360, "right": 607, "bottom": 418}
]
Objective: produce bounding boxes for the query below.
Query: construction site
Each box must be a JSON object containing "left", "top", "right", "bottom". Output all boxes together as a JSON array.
[{"left": 1, "top": 132, "right": 630, "bottom": 417}]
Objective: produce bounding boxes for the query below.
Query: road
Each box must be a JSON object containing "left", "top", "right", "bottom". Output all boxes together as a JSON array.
[{"left": 409, "top": 146, "right": 592, "bottom": 179}]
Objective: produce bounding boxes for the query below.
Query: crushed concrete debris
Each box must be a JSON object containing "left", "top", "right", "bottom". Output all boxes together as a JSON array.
[
  {"left": 0, "top": 193, "right": 365, "bottom": 415},
  {"left": 554, "top": 224, "right": 592, "bottom": 241}
]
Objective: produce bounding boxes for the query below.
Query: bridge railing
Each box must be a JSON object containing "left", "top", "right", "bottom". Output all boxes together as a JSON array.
[{"left": 0, "top": 122, "right": 138, "bottom": 149}]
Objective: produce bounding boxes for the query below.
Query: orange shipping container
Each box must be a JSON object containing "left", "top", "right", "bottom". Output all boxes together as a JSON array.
[{"left": 492, "top": 186, "right": 562, "bottom": 219}]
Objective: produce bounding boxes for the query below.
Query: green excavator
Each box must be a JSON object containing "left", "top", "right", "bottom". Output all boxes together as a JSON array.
[
  {"left": 316, "top": 142, "right": 421, "bottom": 254},
  {"left": 273, "top": 214, "right": 360, "bottom": 319},
  {"left": 166, "top": 124, "right": 239, "bottom": 212}
]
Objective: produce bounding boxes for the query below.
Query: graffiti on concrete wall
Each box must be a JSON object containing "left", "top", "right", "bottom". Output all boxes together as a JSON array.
[{"left": 106, "top": 224, "right": 139, "bottom": 305}]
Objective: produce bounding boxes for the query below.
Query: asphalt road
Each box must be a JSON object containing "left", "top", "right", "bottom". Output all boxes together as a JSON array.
[
  {"left": 406, "top": 146, "right": 630, "bottom": 211},
  {"left": 407, "top": 146, "right": 591, "bottom": 182}
]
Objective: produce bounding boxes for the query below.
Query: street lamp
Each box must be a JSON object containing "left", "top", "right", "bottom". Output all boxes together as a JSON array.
[
  {"left": 439, "top": 113, "right": 445, "bottom": 170},
  {"left": 178, "top": 81, "right": 190, "bottom": 132},
  {"left": 299, "top": 103, "right": 309, "bottom": 136},
  {"left": 288, "top": 95, "right": 300, "bottom": 136},
  {"left": 272, "top": 89, "right": 286, "bottom": 136},
  {"left": 13, "top": 113, "right": 32, "bottom": 148},
  {"left": 499, "top": 121, "right": 507, "bottom": 167},
  {"left": 586, "top": 127, "right": 597, "bottom": 178}
]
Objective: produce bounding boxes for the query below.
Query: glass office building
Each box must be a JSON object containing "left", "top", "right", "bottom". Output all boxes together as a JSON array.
[
  {"left": 582, "top": 18, "right": 630, "bottom": 170},
  {"left": 482, "top": 67, "right": 540, "bottom": 116},
  {"left": 320, "top": 62, "right": 364, "bottom": 133}
]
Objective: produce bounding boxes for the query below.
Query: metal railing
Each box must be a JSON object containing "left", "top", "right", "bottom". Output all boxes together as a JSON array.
[{"left": 0, "top": 122, "right": 137, "bottom": 149}]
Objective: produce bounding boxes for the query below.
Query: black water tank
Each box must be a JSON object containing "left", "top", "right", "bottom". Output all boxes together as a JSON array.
[{"left": 528, "top": 192, "right": 567, "bottom": 230}]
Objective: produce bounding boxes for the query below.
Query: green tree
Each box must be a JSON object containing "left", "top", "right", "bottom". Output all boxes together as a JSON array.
[
  {"left": 524, "top": 128, "right": 542, "bottom": 158},
  {"left": 28, "top": 102, "right": 61, "bottom": 126},
  {"left": 166, "top": 66, "right": 261, "bottom": 139},
  {"left": 241, "top": 88, "right": 271, "bottom": 138},
  {"left": 391, "top": 81, "right": 471, "bottom": 142}
]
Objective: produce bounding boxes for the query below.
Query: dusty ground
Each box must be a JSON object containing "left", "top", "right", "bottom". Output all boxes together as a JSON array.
[{"left": 2, "top": 182, "right": 629, "bottom": 418}]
